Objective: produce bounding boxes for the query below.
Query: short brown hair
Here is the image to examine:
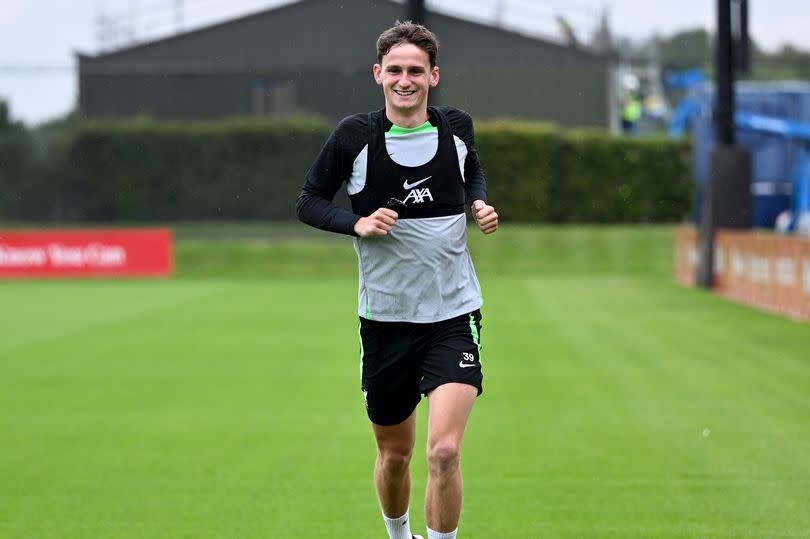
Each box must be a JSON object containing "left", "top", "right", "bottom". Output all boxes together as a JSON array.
[{"left": 376, "top": 21, "right": 439, "bottom": 67}]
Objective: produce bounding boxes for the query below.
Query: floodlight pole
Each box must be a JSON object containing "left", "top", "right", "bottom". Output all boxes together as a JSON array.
[
  {"left": 407, "top": 0, "right": 427, "bottom": 25},
  {"left": 697, "top": 0, "right": 752, "bottom": 288},
  {"left": 697, "top": 0, "right": 735, "bottom": 288},
  {"left": 716, "top": 1, "right": 735, "bottom": 148},
  {"left": 737, "top": 0, "right": 750, "bottom": 73}
]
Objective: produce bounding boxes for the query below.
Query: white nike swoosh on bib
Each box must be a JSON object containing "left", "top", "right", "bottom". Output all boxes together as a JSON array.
[{"left": 403, "top": 176, "right": 432, "bottom": 190}]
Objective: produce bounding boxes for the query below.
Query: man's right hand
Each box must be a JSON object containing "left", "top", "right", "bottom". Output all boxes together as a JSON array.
[{"left": 353, "top": 208, "right": 399, "bottom": 237}]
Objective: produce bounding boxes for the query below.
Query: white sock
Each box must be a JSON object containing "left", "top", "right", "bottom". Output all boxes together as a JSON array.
[
  {"left": 427, "top": 527, "right": 457, "bottom": 539},
  {"left": 383, "top": 509, "right": 413, "bottom": 539}
]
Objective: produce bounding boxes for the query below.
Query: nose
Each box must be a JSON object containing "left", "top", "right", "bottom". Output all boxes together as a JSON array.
[{"left": 396, "top": 72, "right": 412, "bottom": 87}]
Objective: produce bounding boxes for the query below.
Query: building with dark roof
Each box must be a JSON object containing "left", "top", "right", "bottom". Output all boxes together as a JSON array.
[{"left": 77, "top": 0, "right": 613, "bottom": 128}]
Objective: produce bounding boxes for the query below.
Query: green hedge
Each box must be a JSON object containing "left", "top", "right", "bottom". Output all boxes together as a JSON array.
[
  {"left": 7, "top": 117, "right": 692, "bottom": 223},
  {"left": 475, "top": 123, "right": 692, "bottom": 223},
  {"left": 63, "top": 117, "right": 330, "bottom": 221}
]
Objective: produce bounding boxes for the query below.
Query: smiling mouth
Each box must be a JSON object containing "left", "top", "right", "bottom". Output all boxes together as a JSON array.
[{"left": 393, "top": 89, "right": 417, "bottom": 97}]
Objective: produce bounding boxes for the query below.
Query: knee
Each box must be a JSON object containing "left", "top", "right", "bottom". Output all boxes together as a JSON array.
[
  {"left": 378, "top": 445, "right": 412, "bottom": 475},
  {"left": 427, "top": 441, "right": 460, "bottom": 475}
]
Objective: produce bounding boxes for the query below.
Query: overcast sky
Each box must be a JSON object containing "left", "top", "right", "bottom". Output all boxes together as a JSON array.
[{"left": 1, "top": 0, "right": 808, "bottom": 125}]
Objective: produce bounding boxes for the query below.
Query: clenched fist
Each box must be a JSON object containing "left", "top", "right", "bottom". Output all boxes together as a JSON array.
[
  {"left": 354, "top": 207, "right": 400, "bottom": 237},
  {"left": 472, "top": 200, "right": 498, "bottom": 234}
]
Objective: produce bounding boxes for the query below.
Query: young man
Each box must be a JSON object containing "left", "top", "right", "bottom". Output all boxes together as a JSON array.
[{"left": 296, "top": 21, "right": 498, "bottom": 539}]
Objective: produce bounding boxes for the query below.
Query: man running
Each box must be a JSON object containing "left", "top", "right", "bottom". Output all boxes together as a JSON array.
[{"left": 296, "top": 21, "right": 498, "bottom": 539}]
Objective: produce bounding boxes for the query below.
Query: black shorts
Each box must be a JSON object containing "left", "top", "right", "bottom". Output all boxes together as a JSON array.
[{"left": 359, "top": 309, "right": 484, "bottom": 426}]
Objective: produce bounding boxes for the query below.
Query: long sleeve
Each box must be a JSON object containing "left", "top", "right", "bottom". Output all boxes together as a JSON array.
[
  {"left": 295, "top": 115, "right": 367, "bottom": 236},
  {"left": 442, "top": 107, "right": 488, "bottom": 206},
  {"left": 463, "top": 145, "right": 488, "bottom": 206}
]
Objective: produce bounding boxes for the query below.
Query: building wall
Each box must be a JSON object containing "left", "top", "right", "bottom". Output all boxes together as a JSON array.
[
  {"left": 442, "top": 65, "right": 608, "bottom": 126},
  {"left": 79, "top": 0, "right": 609, "bottom": 127},
  {"left": 79, "top": 69, "right": 380, "bottom": 121}
]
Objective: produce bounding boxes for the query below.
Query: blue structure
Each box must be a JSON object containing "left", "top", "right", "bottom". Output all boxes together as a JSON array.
[
  {"left": 736, "top": 111, "right": 810, "bottom": 227},
  {"left": 663, "top": 68, "right": 707, "bottom": 90},
  {"left": 670, "top": 82, "right": 810, "bottom": 229}
]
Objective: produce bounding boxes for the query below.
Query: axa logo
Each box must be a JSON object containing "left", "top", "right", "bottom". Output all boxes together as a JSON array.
[
  {"left": 403, "top": 176, "right": 433, "bottom": 204},
  {"left": 404, "top": 188, "right": 433, "bottom": 204}
]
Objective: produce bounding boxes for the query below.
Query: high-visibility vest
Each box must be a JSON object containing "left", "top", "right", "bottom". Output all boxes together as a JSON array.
[{"left": 623, "top": 99, "right": 642, "bottom": 123}]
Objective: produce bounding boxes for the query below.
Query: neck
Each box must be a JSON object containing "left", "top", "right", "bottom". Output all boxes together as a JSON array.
[{"left": 385, "top": 107, "right": 429, "bottom": 129}]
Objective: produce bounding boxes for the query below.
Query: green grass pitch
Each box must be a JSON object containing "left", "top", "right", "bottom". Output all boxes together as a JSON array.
[{"left": 1, "top": 225, "right": 809, "bottom": 538}]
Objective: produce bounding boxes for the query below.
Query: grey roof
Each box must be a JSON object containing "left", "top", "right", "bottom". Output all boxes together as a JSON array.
[{"left": 77, "top": 0, "right": 604, "bottom": 70}]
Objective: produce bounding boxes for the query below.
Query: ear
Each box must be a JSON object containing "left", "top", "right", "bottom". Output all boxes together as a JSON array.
[
  {"left": 430, "top": 66, "right": 440, "bottom": 87},
  {"left": 373, "top": 64, "right": 383, "bottom": 85}
]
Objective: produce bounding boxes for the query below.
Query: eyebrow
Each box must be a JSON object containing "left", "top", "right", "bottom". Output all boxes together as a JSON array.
[{"left": 386, "top": 65, "right": 425, "bottom": 71}]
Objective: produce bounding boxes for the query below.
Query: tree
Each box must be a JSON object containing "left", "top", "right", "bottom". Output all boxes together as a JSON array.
[
  {"left": 658, "top": 28, "right": 712, "bottom": 71},
  {"left": 0, "top": 100, "right": 10, "bottom": 130},
  {"left": 0, "top": 100, "right": 24, "bottom": 131}
]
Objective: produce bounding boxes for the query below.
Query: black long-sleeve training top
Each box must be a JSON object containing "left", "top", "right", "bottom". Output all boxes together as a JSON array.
[{"left": 296, "top": 106, "right": 489, "bottom": 322}]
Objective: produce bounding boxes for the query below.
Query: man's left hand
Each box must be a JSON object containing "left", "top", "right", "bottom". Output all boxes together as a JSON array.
[{"left": 472, "top": 200, "right": 498, "bottom": 234}]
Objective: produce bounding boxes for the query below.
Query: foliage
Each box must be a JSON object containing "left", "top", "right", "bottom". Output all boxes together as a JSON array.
[
  {"left": 657, "top": 28, "right": 712, "bottom": 71},
  {"left": 61, "top": 116, "right": 331, "bottom": 221},
  {"left": 6, "top": 117, "right": 692, "bottom": 223},
  {"left": 476, "top": 123, "right": 693, "bottom": 223},
  {"left": 0, "top": 101, "right": 10, "bottom": 130},
  {"left": 0, "top": 101, "right": 34, "bottom": 219},
  {"left": 653, "top": 26, "right": 810, "bottom": 81}
]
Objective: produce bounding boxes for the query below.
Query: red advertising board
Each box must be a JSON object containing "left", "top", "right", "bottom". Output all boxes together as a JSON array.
[
  {"left": 674, "top": 226, "right": 698, "bottom": 286},
  {"left": 675, "top": 225, "right": 810, "bottom": 322},
  {"left": 0, "top": 229, "right": 173, "bottom": 278},
  {"left": 715, "top": 230, "right": 810, "bottom": 322}
]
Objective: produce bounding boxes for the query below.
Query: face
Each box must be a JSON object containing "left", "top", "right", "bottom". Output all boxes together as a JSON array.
[{"left": 373, "top": 42, "right": 439, "bottom": 117}]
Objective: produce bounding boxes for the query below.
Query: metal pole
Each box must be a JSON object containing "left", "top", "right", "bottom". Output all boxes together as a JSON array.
[
  {"left": 737, "top": 0, "right": 750, "bottom": 74},
  {"left": 717, "top": 0, "right": 735, "bottom": 147},
  {"left": 697, "top": 0, "right": 735, "bottom": 288},
  {"left": 407, "top": 0, "right": 427, "bottom": 25}
]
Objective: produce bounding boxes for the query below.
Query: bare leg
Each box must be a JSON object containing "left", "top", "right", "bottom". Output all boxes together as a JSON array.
[
  {"left": 372, "top": 410, "right": 417, "bottom": 517},
  {"left": 424, "top": 383, "right": 478, "bottom": 533}
]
